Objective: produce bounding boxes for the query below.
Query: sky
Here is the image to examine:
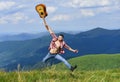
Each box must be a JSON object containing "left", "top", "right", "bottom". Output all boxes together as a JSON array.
[{"left": 0, "top": 0, "right": 120, "bottom": 34}]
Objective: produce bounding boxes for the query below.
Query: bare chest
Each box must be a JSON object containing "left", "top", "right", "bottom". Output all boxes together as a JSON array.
[{"left": 55, "top": 41, "right": 61, "bottom": 48}]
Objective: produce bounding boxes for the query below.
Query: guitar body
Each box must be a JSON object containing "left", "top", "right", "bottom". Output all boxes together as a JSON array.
[{"left": 35, "top": 4, "right": 48, "bottom": 18}]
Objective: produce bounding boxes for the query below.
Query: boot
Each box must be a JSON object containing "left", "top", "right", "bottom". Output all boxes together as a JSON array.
[{"left": 70, "top": 65, "right": 77, "bottom": 72}]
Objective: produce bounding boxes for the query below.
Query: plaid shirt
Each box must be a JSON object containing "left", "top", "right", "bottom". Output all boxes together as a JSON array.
[{"left": 49, "top": 33, "right": 70, "bottom": 54}]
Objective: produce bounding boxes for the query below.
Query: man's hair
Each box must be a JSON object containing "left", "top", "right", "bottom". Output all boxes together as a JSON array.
[{"left": 59, "top": 34, "right": 64, "bottom": 38}]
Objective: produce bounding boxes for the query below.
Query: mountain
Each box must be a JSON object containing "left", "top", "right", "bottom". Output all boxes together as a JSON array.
[
  {"left": 0, "top": 31, "right": 79, "bottom": 42},
  {"left": 77, "top": 27, "right": 120, "bottom": 38},
  {"left": 0, "top": 35, "right": 51, "bottom": 70},
  {"left": 74, "top": 27, "right": 120, "bottom": 54},
  {"left": 0, "top": 32, "right": 48, "bottom": 42},
  {"left": 0, "top": 27, "right": 120, "bottom": 70}
]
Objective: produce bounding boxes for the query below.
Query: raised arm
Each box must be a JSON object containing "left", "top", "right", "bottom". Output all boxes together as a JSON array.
[{"left": 43, "top": 18, "right": 54, "bottom": 34}]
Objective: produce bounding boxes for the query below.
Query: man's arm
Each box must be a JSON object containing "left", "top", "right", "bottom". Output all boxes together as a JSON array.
[
  {"left": 68, "top": 47, "right": 78, "bottom": 53},
  {"left": 43, "top": 18, "right": 54, "bottom": 34},
  {"left": 64, "top": 43, "right": 78, "bottom": 53},
  {"left": 45, "top": 25, "right": 54, "bottom": 34}
]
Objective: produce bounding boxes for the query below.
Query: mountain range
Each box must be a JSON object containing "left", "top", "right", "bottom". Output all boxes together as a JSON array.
[
  {"left": 0, "top": 32, "right": 48, "bottom": 42},
  {"left": 0, "top": 31, "right": 80, "bottom": 42},
  {"left": 0, "top": 27, "right": 120, "bottom": 71}
]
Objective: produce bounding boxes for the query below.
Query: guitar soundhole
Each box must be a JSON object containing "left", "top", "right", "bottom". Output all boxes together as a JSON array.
[{"left": 41, "top": 12, "right": 43, "bottom": 15}]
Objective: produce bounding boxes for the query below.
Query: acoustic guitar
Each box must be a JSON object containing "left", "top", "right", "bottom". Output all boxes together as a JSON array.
[{"left": 35, "top": 4, "right": 48, "bottom": 18}]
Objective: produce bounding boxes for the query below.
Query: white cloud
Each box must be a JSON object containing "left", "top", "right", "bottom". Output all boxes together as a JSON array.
[
  {"left": 0, "top": 12, "right": 28, "bottom": 24},
  {"left": 17, "top": 4, "right": 27, "bottom": 9},
  {"left": 0, "top": 1, "right": 38, "bottom": 24},
  {"left": 80, "top": 10, "right": 95, "bottom": 17},
  {"left": 101, "top": 0, "right": 110, "bottom": 6},
  {"left": 62, "top": 0, "right": 113, "bottom": 8},
  {"left": 26, "top": 19, "right": 35, "bottom": 23},
  {"left": 0, "top": 1, "right": 16, "bottom": 11},
  {"left": 50, "top": 14, "right": 71, "bottom": 21},
  {"left": 0, "top": 19, "right": 7, "bottom": 24},
  {"left": 47, "top": 6, "right": 57, "bottom": 13},
  {"left": 61, "top": 0, "right": 120, "bottom": 17}
]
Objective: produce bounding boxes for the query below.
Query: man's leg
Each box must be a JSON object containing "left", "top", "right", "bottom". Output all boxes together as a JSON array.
[
  {"left": 42, "top": 52, "right": 54, "bottom": 63},
  {"left": 55, "top": 54, "right": 77, "bottom": 71},
  {"left": 55, "top": 54, "right": 71, "bottom": 69}
]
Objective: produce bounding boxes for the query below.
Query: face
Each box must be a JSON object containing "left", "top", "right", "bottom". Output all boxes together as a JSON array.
[{"left": 58, "top": 35, "right": 64, "bottom": 41}]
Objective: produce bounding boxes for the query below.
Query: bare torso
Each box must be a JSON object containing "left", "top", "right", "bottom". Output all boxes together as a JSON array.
[{"left": 50, "top": 40, "right": 61, "bottom": 54}]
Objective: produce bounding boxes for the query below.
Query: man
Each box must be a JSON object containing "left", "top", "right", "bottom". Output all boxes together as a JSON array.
[{"left": 42, "top": 19, "right": 78, "bottom": 71}]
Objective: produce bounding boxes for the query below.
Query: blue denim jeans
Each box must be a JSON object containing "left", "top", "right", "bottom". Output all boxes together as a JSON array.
[{"left": 42, "top": 52, "right": 71, "bottom": 69}]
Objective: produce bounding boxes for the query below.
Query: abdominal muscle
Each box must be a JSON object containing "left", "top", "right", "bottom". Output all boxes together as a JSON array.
[{"left": 50, "top": 48, "right": 59, "bottom": 54}]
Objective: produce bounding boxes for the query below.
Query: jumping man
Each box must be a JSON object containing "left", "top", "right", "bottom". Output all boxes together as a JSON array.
[{"left": 42, "top": 18, "right": 78, "bottom": 71}]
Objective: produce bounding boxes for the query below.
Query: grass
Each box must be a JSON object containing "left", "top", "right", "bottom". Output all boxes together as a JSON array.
[
  {"left": 0, "top": 67, "right": 120, "bottom": 82},
  {"left": 0, "top": 54, "right": 120, "bottom": 82},
  {"left": 56, "top": 54, "right": 120, "bottom": 71}
]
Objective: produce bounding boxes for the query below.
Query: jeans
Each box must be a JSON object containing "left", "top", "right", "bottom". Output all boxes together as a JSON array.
[{"left": 42, "top": 52, "right": 71, "bottom": 69}]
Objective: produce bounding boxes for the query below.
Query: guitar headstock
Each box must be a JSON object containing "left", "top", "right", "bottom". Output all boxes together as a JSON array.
[{"left": 35, "top": 4, "right": 48, "bottom": 18}]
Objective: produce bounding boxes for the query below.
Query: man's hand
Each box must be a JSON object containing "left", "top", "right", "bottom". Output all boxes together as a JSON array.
[
  {"left": 73, "top": 49, "right": 78, "bottom": 53},
  {"left": 69, "top": 48, "right": 78, "bottom": 53}
]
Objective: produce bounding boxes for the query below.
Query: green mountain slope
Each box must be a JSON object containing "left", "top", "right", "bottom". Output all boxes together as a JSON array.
[
  {"left": 0, "top": 54, "right": 120, "bottom": 82},
  {"left": 56, "top": 54, "right": 120, "bottom": 71}
]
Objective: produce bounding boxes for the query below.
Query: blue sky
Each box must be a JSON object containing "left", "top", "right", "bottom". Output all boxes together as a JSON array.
[{"left": 0, "top": 0, "right": 120, "bottom": 34}]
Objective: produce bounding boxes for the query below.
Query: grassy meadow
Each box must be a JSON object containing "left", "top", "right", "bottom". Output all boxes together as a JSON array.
[{"left": 0, "top": 54, "right": 120, "bottom": 82}]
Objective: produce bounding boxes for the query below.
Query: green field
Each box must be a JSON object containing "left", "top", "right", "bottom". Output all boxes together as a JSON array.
[
  {"left": 0, "top": 54, "right": 120, "bottom": 82},
  {"left": 56, "top": 54, "right": 120, "bottom": 71}
]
